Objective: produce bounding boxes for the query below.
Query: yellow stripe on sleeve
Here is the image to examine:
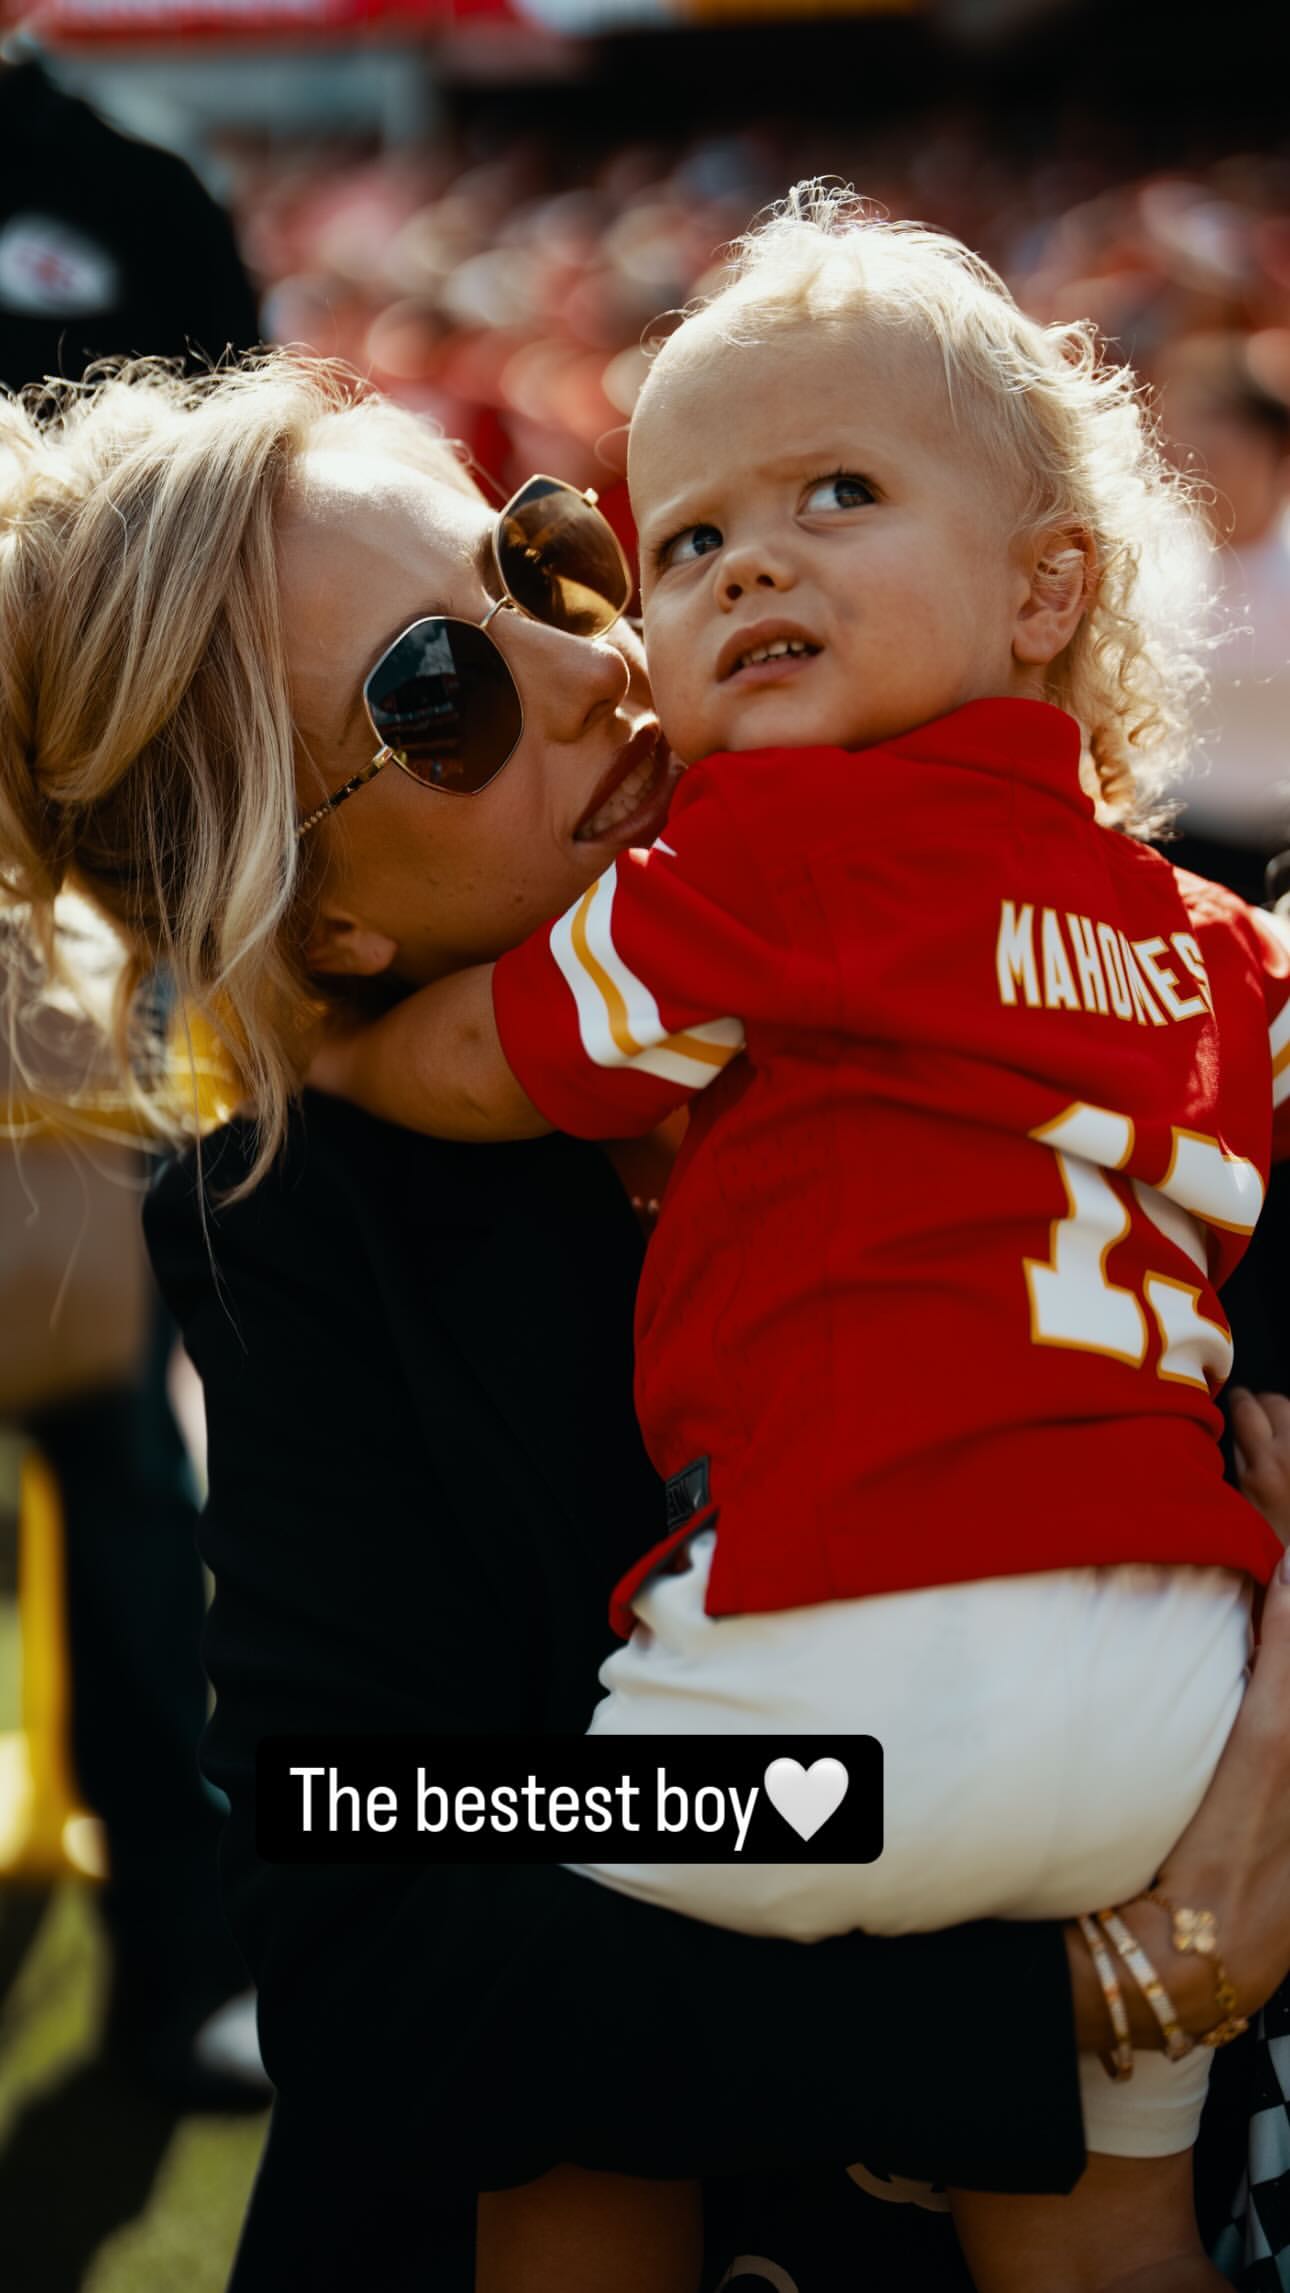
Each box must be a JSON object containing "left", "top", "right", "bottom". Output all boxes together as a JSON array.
[
  {"left": 570, "top": 884, "right": 642, "bottom": 1059},
  {"left": 549, "top": 869, "right": 744, "bottom": 1089}
]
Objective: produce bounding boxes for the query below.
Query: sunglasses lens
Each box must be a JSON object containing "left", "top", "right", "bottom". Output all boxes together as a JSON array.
[
  {"left": 365, "top": 620, "right": 522, "bottom": 795},
  {"left": 497, "top": 479, "right": 632, "bottom": 637}
]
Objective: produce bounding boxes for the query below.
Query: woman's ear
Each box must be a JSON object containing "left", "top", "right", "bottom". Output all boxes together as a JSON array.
[
  {"left": 304, "top": 906, "right": 399, "bottom": 979},
  {"left": 1012, "top": 531, "right": 1092, "bottom": 669}
]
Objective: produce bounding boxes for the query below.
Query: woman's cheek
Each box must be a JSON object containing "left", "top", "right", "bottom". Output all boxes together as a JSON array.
[{"left": 490, "top": 837, "right": 589, "bottom": 950}]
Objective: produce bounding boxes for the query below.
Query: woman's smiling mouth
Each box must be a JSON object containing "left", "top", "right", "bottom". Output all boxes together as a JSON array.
[{"left": 574, "top": 726, "right": 678, "bottom": 845}]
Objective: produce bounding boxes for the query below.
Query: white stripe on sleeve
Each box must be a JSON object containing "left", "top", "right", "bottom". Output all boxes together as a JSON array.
[{"left": 549, "top": 867, "right": 744, "bottom": 1091}]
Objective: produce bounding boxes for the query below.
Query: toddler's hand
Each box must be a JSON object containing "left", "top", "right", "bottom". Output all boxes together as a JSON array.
[{"left": 1232, "top": 1388, "right": 1290, "bottom": 1545}]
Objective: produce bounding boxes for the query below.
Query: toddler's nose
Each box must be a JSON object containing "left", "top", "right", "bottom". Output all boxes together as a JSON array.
[{"left": 721, "top": 558, "right": 793, "bottom": 606}]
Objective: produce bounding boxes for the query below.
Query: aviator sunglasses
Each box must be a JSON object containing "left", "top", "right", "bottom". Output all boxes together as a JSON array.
[{"left": 296, "top": 475, "right": 634, "bottom": 838}]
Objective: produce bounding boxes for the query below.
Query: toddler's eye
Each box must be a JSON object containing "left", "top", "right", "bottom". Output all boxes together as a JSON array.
[
  {"left": 803, "top": 472, "right": 875, "bottom": 512},
  {"left": 656, "top": 522, "right": 722, "bottom": 570}
]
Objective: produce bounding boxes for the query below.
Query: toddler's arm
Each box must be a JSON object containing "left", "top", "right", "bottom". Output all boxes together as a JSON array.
[
  {"left": 311, "top": 767, "right": 812, "bottom": 1145},
  {"left": 1232, "top": 1387, "right": 1290, "bottom": 1545},
  {"left": 309, "top": 965, "right": 550, "bottom": 1142}
]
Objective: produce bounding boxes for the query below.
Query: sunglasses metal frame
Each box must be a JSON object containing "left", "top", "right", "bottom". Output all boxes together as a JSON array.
[{"left": 296, "top": 477, "right": 631, "bottom": 840}]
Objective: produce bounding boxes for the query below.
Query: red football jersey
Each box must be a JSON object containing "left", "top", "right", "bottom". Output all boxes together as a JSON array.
[{"left": 492, "top": 699, "right": 1290, "bottom": 1633}]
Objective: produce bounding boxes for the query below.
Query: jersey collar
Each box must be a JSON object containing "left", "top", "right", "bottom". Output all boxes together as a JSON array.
[{"left": 878, "top": 697, "right": 1090, "bottom": 814}]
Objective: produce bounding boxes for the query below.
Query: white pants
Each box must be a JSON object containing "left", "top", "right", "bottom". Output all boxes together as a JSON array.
[{"left": 572, "top": 1529, "right": 1252, "bottom": 2155}]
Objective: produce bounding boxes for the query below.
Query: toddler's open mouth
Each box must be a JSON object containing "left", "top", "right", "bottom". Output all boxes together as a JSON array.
[{"left": 717, "top": 621, "right": 823, "bottom": 683}]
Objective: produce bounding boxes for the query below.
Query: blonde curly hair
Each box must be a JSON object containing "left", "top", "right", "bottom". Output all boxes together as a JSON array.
[
  {"left": 640, "top": 181, "right": 1212, "bottom": 836},
  {"left": 0, "top": 352, "right": 478, "bottom": 1197}
]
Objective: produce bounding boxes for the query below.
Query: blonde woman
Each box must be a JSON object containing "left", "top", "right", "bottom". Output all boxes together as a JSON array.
[
  {"left": 2, "top": 352, "right": 1290, "bottom": 2293},
  {"left": 293, "top": 184, "right": 1290, "bottom": 2288}
]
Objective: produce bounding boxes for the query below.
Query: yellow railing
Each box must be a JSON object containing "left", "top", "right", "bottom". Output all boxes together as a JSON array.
[
  {"left": 0, "top": 1450, "right": 106, "bottom": 1881},
  {"left": 2, "top": 1009, "right": 240, "bottom": 1148},
  {"left": 0, "top": 1011, "right": 233, "bottom": 1882}
]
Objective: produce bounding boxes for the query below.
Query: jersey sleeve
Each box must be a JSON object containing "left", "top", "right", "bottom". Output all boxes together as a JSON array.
[
  {"left": 492, "top": 767, "right": 800, "bottom": 1138},
  {"left": 1249, "top": 905, "right": 1290, "bottom": 1161}
]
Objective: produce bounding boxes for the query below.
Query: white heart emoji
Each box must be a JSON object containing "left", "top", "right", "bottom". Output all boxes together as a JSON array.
[{"left": 762, "top": 1756, "right": 849, "bottom": 1842}]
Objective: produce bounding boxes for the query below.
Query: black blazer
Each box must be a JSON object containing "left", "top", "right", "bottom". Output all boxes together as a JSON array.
[
  {"left": 145, "top": 1095, "right": 1084, "bottom": 2291},
  {"left": 0, "top": 58, "right": 260, "bottom": 393}
]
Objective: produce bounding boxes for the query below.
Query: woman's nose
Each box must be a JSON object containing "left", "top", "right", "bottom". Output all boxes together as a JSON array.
[{"left": 545, "top": 626, "right": 633, "bottom": 737}]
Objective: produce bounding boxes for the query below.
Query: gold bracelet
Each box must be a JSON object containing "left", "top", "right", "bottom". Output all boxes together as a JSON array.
[
  {"left": 1142, "top": 1890, "right": 1250, "bottom": 2049},
  {"left": 1077, "top": 1913, "right": 1134, "bottom": 2080},
  {"left": 1096, "top": 1908, "right": 1195, "bottom": 2062}
]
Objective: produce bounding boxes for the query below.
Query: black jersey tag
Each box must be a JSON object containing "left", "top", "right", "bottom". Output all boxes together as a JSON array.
[{"left": 664, "top": 1455, "right": 711, "bottom": 1532}]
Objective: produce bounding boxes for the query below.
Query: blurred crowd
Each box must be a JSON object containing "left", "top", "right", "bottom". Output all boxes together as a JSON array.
[
  {"left": 211, "top": 110, "right": 1290, "bottom": 882},
  {"left": 220, "top": 110, "right": 1290, "bottom": 495},
  {"left": 208, "top": 105, "right": 1290, "bottom": 884}
]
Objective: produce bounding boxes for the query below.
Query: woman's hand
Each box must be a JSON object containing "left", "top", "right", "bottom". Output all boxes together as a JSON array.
[
  {"left": 1066, "top": 1555, "right": 1290, "bottom": 2052},
  {"left": 1154, "top": 1550, "right": 1290, "bottom": 2026},
  {"left": 1232, "top": 1388, "right": 1290, "bottom": 1546},
  {"left": 605, "top": 1111, "right": 688, "bottom": 1236}
]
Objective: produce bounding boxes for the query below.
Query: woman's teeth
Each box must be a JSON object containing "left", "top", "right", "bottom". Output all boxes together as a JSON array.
[
  {"left": 580, "top": 752, "right": 658, "bottom": 839},
  {"left": 733, "top": 637, "right": 817, "bottom": 673}
]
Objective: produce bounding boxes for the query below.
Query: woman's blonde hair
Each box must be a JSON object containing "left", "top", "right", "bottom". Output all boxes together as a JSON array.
[
  {"left": 644, "top": 182, "right": 1212, "bottom": 834},
  {"left": 0, "top": 351, "right": 479, "bottom": 1196}
]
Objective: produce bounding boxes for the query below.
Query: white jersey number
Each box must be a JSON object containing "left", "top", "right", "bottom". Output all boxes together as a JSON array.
[{"left": 1024, "top": 1102, "right": 1262, "bottom": 1389}]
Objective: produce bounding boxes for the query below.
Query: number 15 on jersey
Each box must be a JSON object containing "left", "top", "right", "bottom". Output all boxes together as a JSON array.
[{"left": 1024, "top": 1101, "right": 1263, "bottom": 1391}]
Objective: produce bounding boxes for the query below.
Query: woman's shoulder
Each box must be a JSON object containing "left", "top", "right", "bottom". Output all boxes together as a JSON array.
[
  {"left": 145, "top": 1093, "right": 643, "bottom": 1305},
  {"left": 150, "top": 1091, "right": 634, "bottom": 1217},
  {"left": 150, "top": 1093, "right": 407, "bottom": 1218},
  {"left": 144, "top": 1096, "right": 655, "bottom": 1581},
  {"left": 146, "top": 1095, "right": 373, "bottom": 1265}
]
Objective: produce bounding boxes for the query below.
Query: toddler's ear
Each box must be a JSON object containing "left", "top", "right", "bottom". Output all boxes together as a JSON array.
[{"left": 1013, "top": 533, "right": 1091, "bottom": 669}]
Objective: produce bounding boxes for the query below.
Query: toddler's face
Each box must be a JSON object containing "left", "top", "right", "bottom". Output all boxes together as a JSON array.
[{"left": 631, "top": 317, "right": 1040, "bottom": 764}]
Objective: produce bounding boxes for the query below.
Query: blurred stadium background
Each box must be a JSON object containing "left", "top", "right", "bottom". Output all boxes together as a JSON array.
[{"left": 0, "top": 0, "right": 1286, "bottom": 2284}]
